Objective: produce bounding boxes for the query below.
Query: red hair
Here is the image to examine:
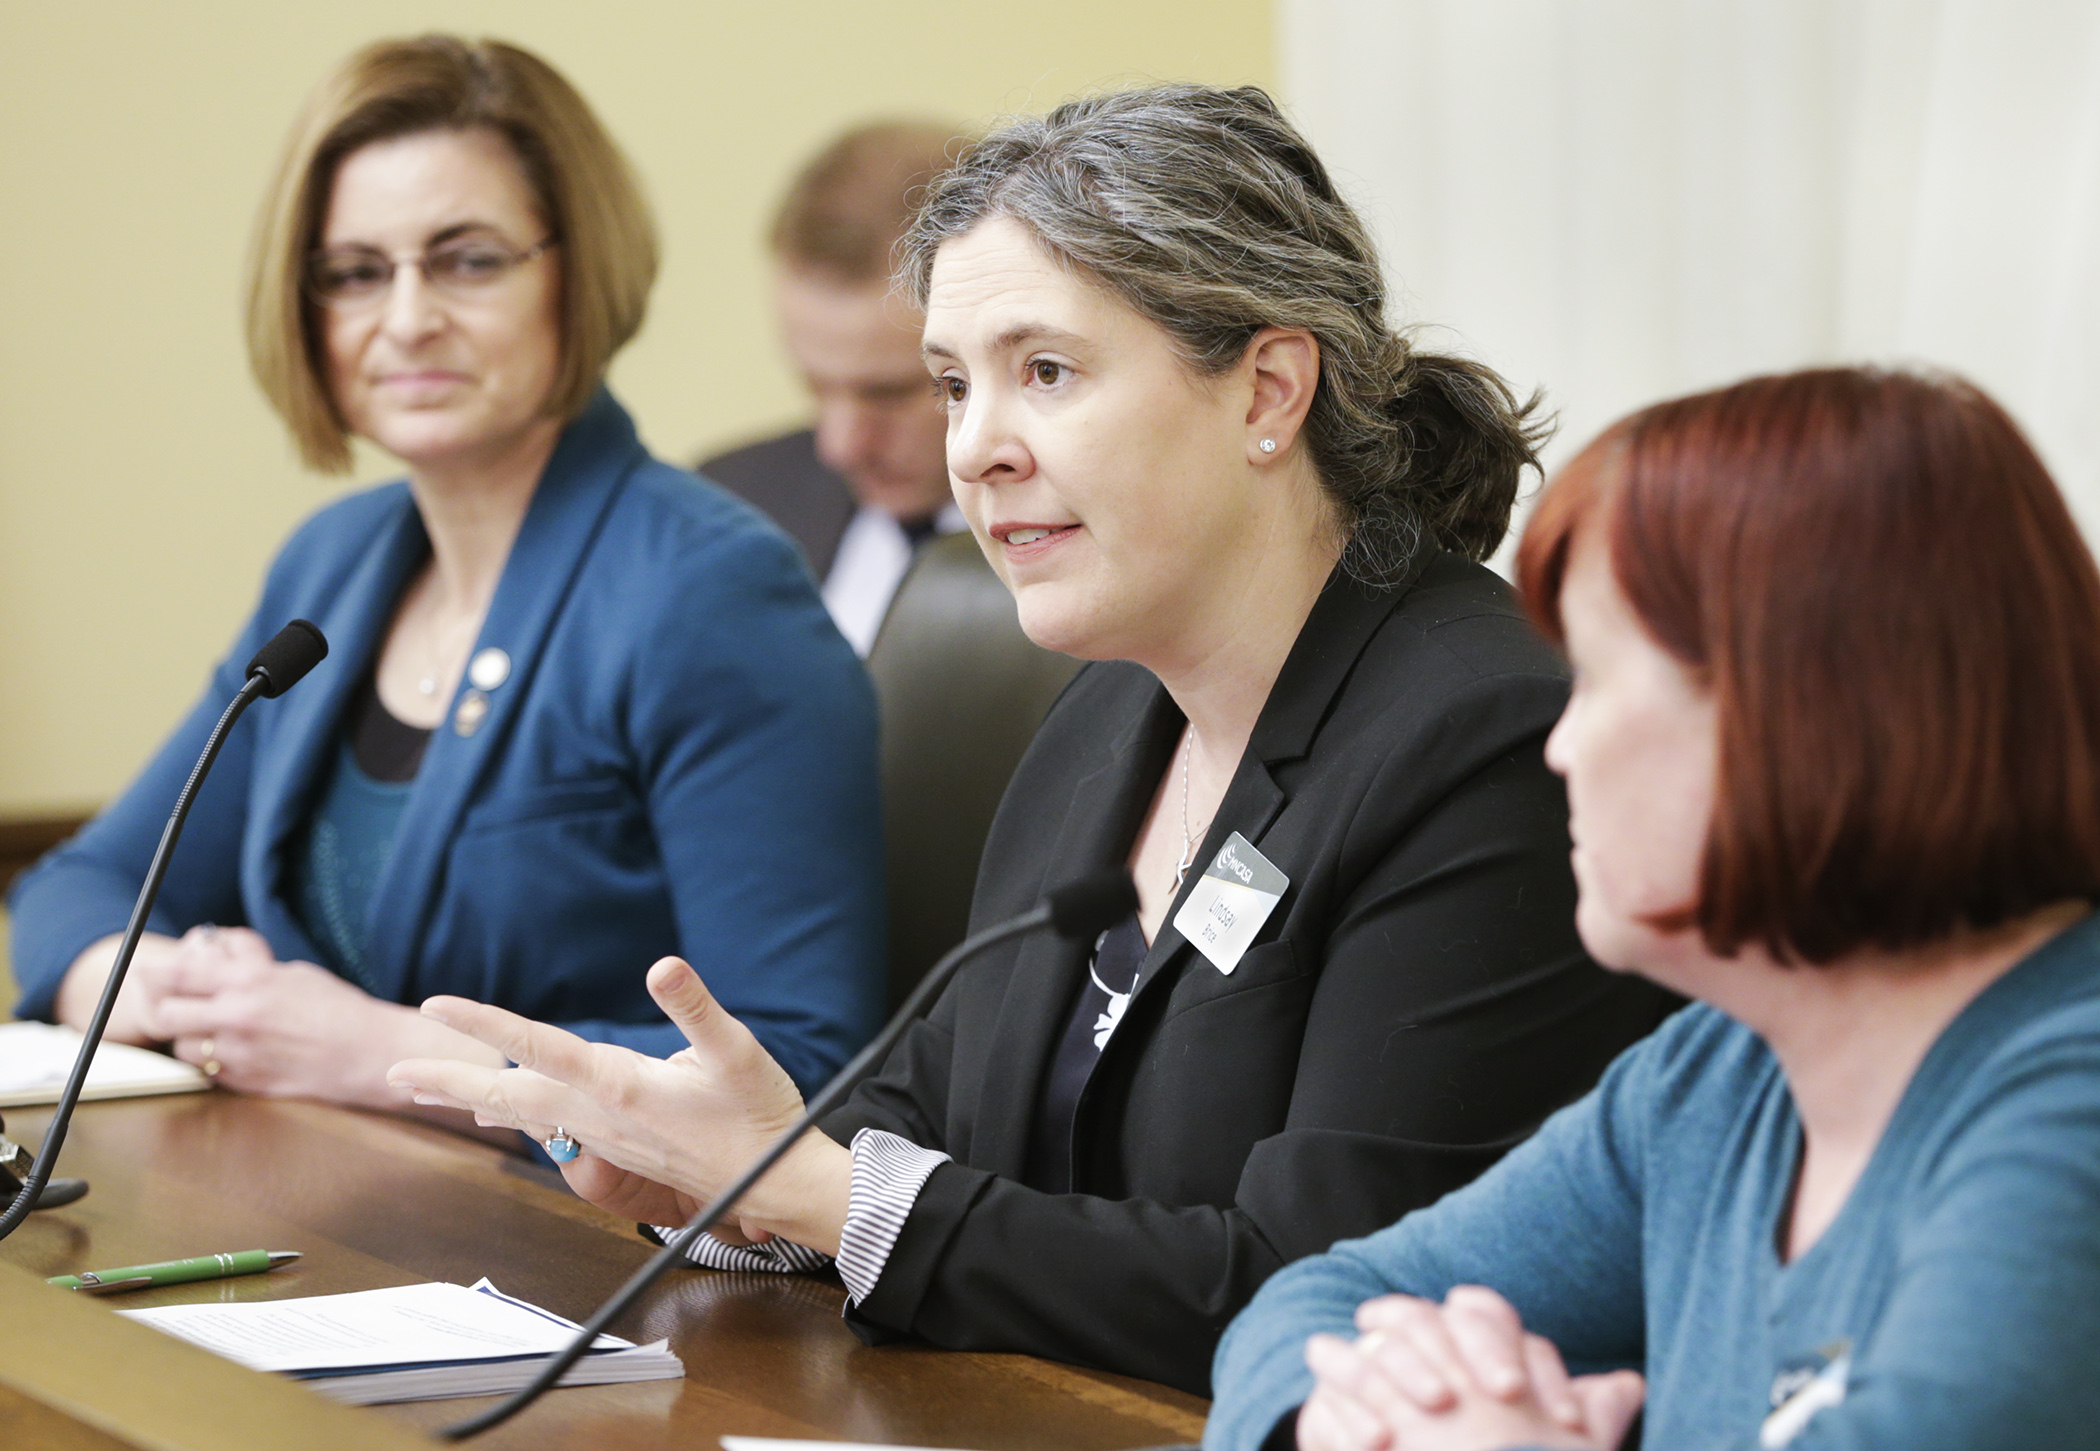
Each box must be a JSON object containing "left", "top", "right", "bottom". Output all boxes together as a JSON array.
[{"left": 1518, "top": 368, "right": 2100, "bottom": 963}]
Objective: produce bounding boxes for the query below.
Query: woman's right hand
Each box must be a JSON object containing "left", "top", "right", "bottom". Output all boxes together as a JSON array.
[
  {"left": 388, "top": 956, "right": 857, "bottom": 1254},
  {"left": 52, "top": 928, "right": 199, "bottom": 1044}
]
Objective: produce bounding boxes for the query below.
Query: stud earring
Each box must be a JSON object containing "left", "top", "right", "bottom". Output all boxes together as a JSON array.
[{"left": 1258, "top": 438, "right": 1277, "bottom": 454}]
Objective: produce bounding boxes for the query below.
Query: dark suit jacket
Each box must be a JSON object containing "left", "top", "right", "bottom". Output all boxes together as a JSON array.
[
  {"left": 823, "top": 552, "right": 1678, "bottom": 1394},
  {"left": 697, "top": 429, "right": 856, "bottom": 580}
]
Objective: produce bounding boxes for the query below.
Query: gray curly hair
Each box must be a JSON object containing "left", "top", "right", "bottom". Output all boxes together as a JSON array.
[{"left": 899, "top": 84, "right": 1549, "bottom": 580}]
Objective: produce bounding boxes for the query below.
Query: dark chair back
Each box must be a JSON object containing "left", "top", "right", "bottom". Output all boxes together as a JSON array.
[{"left": 866, "top": 533, "right": 1081, "bottom": 1008}]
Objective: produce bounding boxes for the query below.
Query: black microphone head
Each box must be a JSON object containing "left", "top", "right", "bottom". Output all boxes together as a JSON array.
[
  {"left": 246, "top": 619, "right": 329, "bottom": 698},
  {"left": 1045, "top": 872, "right": 1139, "bottom": 940}
]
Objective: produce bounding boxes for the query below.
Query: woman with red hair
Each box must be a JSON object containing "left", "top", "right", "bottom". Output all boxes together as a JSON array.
[{"left": 1207, "top": 367, "right": 2100, "bottom": 1451}]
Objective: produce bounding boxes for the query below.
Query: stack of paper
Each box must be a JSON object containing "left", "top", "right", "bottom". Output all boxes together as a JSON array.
[
  {"left": 120, "top": 1278, "right": 683, "bottom": 1405},
  {"left": 0, "top": 1020, "right": 209, "bottom": 1108},
  {"left": 723, "top": 1441, "right": 985, "bottom": 1451}
]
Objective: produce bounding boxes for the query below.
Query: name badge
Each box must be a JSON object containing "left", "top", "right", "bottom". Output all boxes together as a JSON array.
[
  {"left": 1172, "top": 831, "right": 1288, "bottom": 975},
  {"left": 1760, "top": 1342, "right": 1850, "bottom": 1448}
]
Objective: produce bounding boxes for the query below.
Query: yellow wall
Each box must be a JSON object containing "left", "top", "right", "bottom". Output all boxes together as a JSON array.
[{"left": 0, "top": 1, "right": 1273, "bottom": 815}]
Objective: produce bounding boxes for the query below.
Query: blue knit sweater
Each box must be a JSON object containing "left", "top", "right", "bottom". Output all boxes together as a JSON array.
[{"left": 1208, "top": 915, "right": 2100, "bottom": 1451}]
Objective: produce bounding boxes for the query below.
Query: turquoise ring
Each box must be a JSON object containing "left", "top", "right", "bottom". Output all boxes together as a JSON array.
[{"left": 545, "top": 1128, "right": 581, "bottom": 1163}]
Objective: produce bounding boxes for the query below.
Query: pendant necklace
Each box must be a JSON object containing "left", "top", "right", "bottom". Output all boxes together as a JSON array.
[
  {"left": 416, "top": 602, "right": 477, "bottom": 697},
  {"left": 1173, "top": 727, "right": 1208, "bottom": 890}
]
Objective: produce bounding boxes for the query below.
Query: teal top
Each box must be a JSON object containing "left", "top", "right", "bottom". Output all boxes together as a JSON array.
[
  {"left": 1207, "top": 915, "right": 2100, "bottom": 1451},
  {"left": 10, "top": 389, "right": 886, "bottom": 1093},
  {"left": 289, "top": 740, "right": 412, "bottom": 990}
]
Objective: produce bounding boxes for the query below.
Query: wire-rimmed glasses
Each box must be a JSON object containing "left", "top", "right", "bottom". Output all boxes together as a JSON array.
[{"left": 303, "top": 234, "right": 557, "bottom": 308}]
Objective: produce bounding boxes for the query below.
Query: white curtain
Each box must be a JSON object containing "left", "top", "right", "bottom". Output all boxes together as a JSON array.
[{"left": 1280, "top": 0, "right": 2100, "bottom": 556}]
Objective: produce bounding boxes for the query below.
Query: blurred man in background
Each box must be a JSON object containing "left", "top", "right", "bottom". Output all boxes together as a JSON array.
[
  {"left": 700, "top": 120, "right": 965, "bottom": 655},
  {"left": 699, "top": 118, "right": 1079, "bottom": 1005}
]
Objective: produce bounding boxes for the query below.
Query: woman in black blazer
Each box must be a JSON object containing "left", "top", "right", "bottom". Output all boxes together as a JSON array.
[{"left": 393, "top": 83, "right": 1675, "bottom": 1395}]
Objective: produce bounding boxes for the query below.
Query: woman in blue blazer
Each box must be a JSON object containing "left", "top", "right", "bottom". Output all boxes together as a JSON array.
[{"left": 8, "top": 37, "right": 883, "bottom": 1110}]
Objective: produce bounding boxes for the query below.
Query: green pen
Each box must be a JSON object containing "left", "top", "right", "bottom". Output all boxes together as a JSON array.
[{"left": 47, "top": 1249, "right": 301, "bottom": 1295}]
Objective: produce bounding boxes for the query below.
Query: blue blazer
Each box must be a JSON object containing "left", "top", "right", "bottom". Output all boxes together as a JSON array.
[{"left": 10, "top": 391, "right": 885, "bottom": 1092}]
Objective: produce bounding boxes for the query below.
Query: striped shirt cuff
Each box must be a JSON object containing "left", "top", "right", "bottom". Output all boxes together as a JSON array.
[
  {"left": 651, "top": 1224, "right": 833, "bottom": 1275},
  {"left": 835, "top": 1128, "right": 951, "bottom": 1305}
]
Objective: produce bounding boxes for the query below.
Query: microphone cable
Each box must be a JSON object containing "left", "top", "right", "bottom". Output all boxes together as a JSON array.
[{"left": 0, "top": 621, "right": 327, "bottom": 1241}]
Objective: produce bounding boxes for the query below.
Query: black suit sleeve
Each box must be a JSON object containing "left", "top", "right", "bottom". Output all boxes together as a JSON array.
[
  {"left": 827, "top": 674, "right": 1671, "bottom": 1393},
  {"left": 822, "top": 998, "right": 958, "bottom": 1153}
]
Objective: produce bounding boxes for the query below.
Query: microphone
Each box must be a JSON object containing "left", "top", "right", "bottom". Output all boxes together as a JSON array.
[
  {"left": 0, "top": 1116, "right": 86, "bottom": 1212},
  {"left": 245, "top": 618, "right": 328, "bottom": 698},
  {"left": 441, "top": 869, "right": 1139, "bottom": 1440},
  {"left": 0, "top": 621, "right": 330, "bottom": 1241}
]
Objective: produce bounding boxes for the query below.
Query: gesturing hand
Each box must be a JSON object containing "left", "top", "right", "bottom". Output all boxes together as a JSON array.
[
  {"left": 1297, "top": 1287, "right": 1644, "bottom": 1451},
  {"left": 388, "top": 957, "right": 855, "bottom": 1254}
]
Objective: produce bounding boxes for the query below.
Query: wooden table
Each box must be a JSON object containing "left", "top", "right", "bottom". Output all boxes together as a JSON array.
[{"left": 0, "top": 1092, "right": 1209, "bottom": 1449}]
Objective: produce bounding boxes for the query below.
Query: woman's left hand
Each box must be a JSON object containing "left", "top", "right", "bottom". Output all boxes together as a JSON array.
[
  {"left": 155, "top": 927, "right": 502, "bottom": 1106},
  {"left": 388, "top": 957, "right": 855, "bottom": 1255},
  {"left": 1297, "top": 1288, "right": 1645, "bottom": 1451}
]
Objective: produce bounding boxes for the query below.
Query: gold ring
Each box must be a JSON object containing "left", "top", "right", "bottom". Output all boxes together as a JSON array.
[{"left": 200, "top": 1038, "right": 221, "bottom": 1079}]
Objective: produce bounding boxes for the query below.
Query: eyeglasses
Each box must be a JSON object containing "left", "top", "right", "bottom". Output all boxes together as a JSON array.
[{"left": 303, "top": 235, "right": 557, "bottom": 308}]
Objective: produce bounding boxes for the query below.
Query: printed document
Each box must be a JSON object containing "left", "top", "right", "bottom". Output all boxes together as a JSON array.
[
  {"left": 121, "top": 1278, "right": 682, "bottom": 1405},
  {"left": 0, "top": 1020, "right": 208, "bottom": 1107}
]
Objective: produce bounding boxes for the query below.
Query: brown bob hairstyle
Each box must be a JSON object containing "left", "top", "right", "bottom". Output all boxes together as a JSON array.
[
  {"left": 245, "top": 35, "right": 658, "bottom": 472},
  {"left": 1519, "top": 367, "right": 2100, "bottom": 964}
]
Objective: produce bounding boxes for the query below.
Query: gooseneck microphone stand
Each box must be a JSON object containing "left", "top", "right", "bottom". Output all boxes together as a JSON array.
[
  {"left": 0, "top": 620, "right": 328, "bottom": 1243},
  {"left": 442, "top": 871, "right": 1137, "bottom": 1441}
]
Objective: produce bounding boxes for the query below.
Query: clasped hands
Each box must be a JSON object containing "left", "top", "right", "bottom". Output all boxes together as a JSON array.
[
  {"left": 67, "top": 924, "right": 495, "bottom": 1106},
  {"left": 1299, "top": 1287, "right": 1645, "bottom": 1451},
  {"left": 387, "top": 956, "right": 854, "bottom": 1256}
]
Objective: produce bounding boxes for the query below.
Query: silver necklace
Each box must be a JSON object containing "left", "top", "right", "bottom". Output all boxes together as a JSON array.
[
  {"left": 416, "top": 648, "right": 449, "bottom": 697},
  {"left": 415, "top": 601, "right": 478, "bottom": 696},
  {"left": 1174, "top": 727, "right": 1206, "bottom": 890}
]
